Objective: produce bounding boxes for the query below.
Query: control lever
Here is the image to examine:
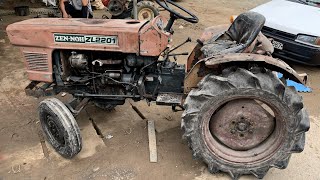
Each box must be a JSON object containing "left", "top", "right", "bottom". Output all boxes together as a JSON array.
[
  {"left": 169, "top": 52, "right": 189, "bottom": 62},
  {"left": 169, "top": 37, "right": 192, "bottom": 53}
]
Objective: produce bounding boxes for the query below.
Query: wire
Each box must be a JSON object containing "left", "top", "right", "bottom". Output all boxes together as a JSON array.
[
  {"left": 140, "top": 61, "right": 157, "bottom": 73},
  {"left": 86, "top": 70, "right": 137, "bottom": 86},
  {"left": 105, "top": 76, "right": 137, "bottom": 88}
]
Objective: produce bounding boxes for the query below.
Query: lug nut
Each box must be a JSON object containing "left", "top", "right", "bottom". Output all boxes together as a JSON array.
[{"left": 237, "top": 122, "right": 247, "bottom": 131}]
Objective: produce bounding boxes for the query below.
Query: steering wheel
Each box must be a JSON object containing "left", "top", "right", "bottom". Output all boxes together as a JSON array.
[{"left": 155, "top": 0, "right": 199, "bottom": 24}]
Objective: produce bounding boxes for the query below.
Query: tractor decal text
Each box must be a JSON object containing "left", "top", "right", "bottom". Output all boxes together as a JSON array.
[{"left": 54, "top": 34, "right": 118, "bottom": 45}]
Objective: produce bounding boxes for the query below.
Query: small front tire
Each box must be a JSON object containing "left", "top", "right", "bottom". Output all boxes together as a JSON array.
[{"left": 39, "top": 98, "right": 82, "bottom": 159}]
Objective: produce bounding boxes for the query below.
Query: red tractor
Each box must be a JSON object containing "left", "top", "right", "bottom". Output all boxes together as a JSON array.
[{"left": 7, "top": 0, "right": 309, "bottom": 179}]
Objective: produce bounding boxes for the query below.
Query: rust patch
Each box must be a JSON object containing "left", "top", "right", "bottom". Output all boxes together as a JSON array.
[
  {"left": 210, "top": 99, "right": 275, "bottom": 151},
  {"left": 77, "top": 19, "right": 107, "bottom": 24},
  {"left": 139, "top": 16, "right": 170, "bottom": 56}
]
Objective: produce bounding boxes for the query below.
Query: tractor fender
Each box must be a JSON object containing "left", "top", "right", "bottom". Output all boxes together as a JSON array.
[
  {"left": 187, "top": 25, "right": 274, "bottom": 72},
  {"left": 184, "top": 53, "right": 305, "bottom": 93}
]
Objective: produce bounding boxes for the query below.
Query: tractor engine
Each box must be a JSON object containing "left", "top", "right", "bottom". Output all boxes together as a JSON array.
[{"left": 58, "top": 50, "right": 185, "bottom": 105}]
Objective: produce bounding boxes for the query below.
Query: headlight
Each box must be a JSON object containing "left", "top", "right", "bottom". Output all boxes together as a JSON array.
[{"left": 296, "top": 34, "right": 320, "bottom": 47}]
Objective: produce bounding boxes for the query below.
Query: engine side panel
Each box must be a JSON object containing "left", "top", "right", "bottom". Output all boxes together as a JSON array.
[
  {"left": 7, "top": 18, "right": 150, "bottom": 82},
  {"left": 7, "top": 18, "right": 146, "bottom": 53}
]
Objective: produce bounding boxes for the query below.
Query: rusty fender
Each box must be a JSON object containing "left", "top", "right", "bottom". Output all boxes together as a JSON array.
[{"left": 184, "top": 53, "right": 305, "bottom": 93}]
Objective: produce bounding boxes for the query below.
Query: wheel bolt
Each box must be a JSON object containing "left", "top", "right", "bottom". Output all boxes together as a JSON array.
[{"left": 237, "top": 122, "right": 247, "bottom": 131}]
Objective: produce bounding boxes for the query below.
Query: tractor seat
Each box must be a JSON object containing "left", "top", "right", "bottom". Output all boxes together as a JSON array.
[{"left": 201, "top": 12, "right": 266, "bottom": 57}]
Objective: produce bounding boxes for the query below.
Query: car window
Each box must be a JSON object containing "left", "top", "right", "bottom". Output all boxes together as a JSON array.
[{"left": 287, "top": 0, "right": 320, "bottom": 7}]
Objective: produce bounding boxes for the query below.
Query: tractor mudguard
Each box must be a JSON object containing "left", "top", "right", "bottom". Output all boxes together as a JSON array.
[
  {"left": 187, "top": 24, "right": 274, "bottom": 72},
  {"left": 184, "top": 53, "right": 305, "bottom": 93}
]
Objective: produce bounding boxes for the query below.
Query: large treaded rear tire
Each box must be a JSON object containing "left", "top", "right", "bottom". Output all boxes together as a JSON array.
[
  {"left": 39, "top": 98, "right": 82, "bottom": 159},
  {"left": 182, "top": 66, "right": 309, "bottom": 179}
]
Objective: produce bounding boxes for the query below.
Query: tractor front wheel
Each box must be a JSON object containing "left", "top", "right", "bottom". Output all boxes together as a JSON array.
[
  {"left": 182, "top": 66, "right": 309, "bottom": 179},
  {"left": 39, "top": 98, "right": 82, "bottom": 159}
]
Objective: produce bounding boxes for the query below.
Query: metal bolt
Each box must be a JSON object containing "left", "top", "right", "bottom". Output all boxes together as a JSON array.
[{"left": 237, "top": 122, "right": 247, "bottom": 131}]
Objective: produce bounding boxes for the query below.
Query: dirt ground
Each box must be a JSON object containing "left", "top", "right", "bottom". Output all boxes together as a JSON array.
[{"left": 1, "top": 0, "right": 320, "bottom": 179}]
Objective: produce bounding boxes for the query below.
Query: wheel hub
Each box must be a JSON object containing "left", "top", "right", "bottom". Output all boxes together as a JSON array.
[
  {"left": 210, "top": 99, "right": 275, "bottom": 151},
  {"left": 230, "top": 117, "right": 253, "bottom": 135},
  {"left": 46, "top": 115, "right": 65, "bottom": 145},
  {"left": 236, "top": 122, "right": 248, "bottom": 132},
  {"left": 138, "top": 8, "right": 154, "bottom": 20}
]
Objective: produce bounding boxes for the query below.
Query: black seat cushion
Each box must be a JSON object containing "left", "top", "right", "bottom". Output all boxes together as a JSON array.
[
  {"left": 227, "top": 11, "right": 266, "bottom": 46},
  {"left": 201, "top": 12, "right": 266, "bottom": 57}
]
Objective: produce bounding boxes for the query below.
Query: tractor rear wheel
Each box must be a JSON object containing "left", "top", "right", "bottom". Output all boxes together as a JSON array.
[
  {"left": 39, "top": 98, "right": 82, "bottom": 159},
  {"left": 182, "top": 66, "right": 309, "bottom": 179}
]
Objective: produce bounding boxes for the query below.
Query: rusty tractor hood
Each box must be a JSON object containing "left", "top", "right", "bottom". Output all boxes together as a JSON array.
[{"left": 7, "top": 18, "right": 170, "bottom": 56}]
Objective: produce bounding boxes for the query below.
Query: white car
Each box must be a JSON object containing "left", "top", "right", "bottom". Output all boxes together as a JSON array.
[{"left": 251, "top": 0, "right": 320, "bottom": 65}]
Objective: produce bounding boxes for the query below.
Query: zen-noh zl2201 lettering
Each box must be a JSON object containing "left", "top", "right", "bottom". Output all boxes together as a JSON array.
[{"left": 54, "top": 34, "right": 118, "bottom": 45}]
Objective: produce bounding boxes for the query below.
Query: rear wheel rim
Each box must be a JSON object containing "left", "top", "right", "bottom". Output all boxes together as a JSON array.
[{"left": 202, "top": 96, "right": 286, "bottom": 164}]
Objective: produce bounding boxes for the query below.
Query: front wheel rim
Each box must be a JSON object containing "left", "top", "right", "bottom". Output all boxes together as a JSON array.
[{"left": 45, "top": 114, "right": 65, "bottom": 145}]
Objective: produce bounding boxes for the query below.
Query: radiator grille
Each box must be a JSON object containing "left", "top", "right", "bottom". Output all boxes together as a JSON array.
[
  {"left": 24, "top": 52, "right": 49, "bottom": 72},
  {"left": 262, "top": 27, "right": 297, "bottom": 40}
]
